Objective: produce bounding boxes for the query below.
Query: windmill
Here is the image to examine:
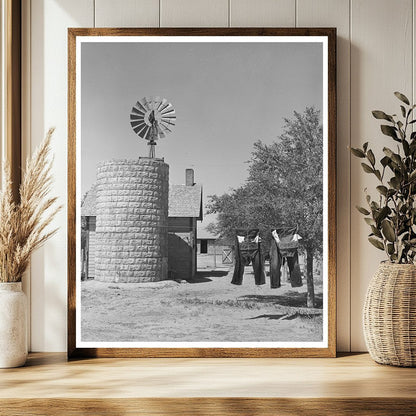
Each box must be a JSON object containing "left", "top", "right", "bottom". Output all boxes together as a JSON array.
[{"left": 130, "top": 96, "right": 176, "bottom": 158}]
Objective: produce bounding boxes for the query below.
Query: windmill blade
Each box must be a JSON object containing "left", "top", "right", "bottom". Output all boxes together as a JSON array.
[
  {"left": 134, "top": 101, "right": 148, "bottom": 113},
  {"left": 161, "top": 110, "right": 175, "bottom": 118},
  {"left": 138, "top": 125, "right": 149, "bottom": 139},
  {"left": 137, "top": 125, "right": 148, "bottom": 137},
  {"left": 131, "top": 107, "right": 145, "bottom": 116},
  {"left": 161, "top": 116, "right": 175, "bottom": 123},
  {"left": 133, "top": 124, "right": 146, "bottom": 136},
  {"left": 159, "top": 101, "right": 170, "bottom": 113},
  {"left": 161, "top": 118, "right": 175, "bottom": 126},
  {"left": 160, "top": 122, "right": 172, "bottom": 133},
  {"left": 156, "top": 98, "right": 166, "bottom": 112},
  {"left": 130, "top": 120, "right": 146, "bottom": 129},
  {"left": 130, "top": 114, "right": 145, "bottom": 121},
  {"left": 161, "top": 104, "right": 174, "bottom": 113}
]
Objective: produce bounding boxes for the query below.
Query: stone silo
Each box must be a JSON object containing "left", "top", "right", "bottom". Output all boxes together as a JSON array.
[{"left": 94, "top": 158, "right": 169, "bottom": 283}]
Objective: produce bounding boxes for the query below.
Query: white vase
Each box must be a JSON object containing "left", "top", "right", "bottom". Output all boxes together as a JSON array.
[{"left": 0, "top": 282, "right": 27, "bottom": 368}]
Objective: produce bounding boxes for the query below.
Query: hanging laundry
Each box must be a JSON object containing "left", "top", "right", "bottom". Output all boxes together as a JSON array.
[
  {"left": 232, "top": 228, "right": 265, "bottom": 286},
  {"left": 269, "top": 226, "right": 303, "bottom": 288}
]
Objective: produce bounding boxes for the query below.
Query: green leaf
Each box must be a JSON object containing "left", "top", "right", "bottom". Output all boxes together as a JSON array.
[
  {"left": 361, "top": 163, "right": 374, "bottom": 174},
  {"left": 371, "top": 225, "right": 383, "bottom": 238},
  {"left": 367, "top": 149, "right": 375, "bottom": 165},
  {"left": 362, "top": 142, "right": 369, "bottom": 152},
  {"left": 383, "top": 147, "right": 394, "bottom": 158},
  {"left": 394, "top": 91, "right": 410, "bottom": 105},
  {"left": 371, "top": 201, "right": 380, "bottom": 210},
  {"left": 372, "top": 110, "right": 394, "bottom": 122},
  {"left": 403, "top": 140, "right": 410, "bottom": 156},
  {"left": 374, "top": 170, "right": 382, "bottom": 181},
  {"left": 409, "top": 120, "right": 416, "bottom": 124},
  {"left": 350, "top": 147, "right": 366, "bottom": 158},
  {"left": 364, "top": 217, "right": 376, "bottom": 226},
  {"left": 381, "top": 125, "right": 399, "bottom": 141},
  {"left": 380, "top": 156, "right": 390, "bottom": 167},
  {"left": 401, "top": 105, "right": 407, "bottom": 117},
  {"left": 409, "top": 169, "right": 416, "bottom": 182},
  {"left": 376, "top": 185, "right": 388, "bottom": 196},
  {"left": 387, "top": 243, "right": 395, "bottom": 255},
  {"left": 383, "top": 147, "right": 402, "bottom": 165},
  {"left": 376, "top": 206, "right": 390, "bottom": 224},
  {"left": 389, "top": 176, "right": 401, "bottom": 190},
  {"left": 356, "top": 206, "right": 370, "bottom": 215},
  {"left": 369, "top": 237, "right": 385, "bottom": 251},
  {"left": 382, "top": 219, "right": 396, "bottom": 242}
]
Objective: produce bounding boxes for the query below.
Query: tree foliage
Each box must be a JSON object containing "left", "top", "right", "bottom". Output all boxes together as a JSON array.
[{"left": 207, "top": 107, "right": 323, "bottom": 257}]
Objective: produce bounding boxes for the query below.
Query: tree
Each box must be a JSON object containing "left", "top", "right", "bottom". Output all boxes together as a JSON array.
[{"left": 207, "top": 107, "right": 323, "bottom": 307}]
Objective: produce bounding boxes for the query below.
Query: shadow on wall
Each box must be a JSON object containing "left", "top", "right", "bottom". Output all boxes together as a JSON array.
[{"left": 168, "top": 234, "right": 193, "bottom": 281}]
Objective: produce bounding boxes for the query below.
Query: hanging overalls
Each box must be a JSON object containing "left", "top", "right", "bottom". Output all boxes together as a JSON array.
[
  {"left": 269, "top": 226, "right": 303, "bottom": 289},
  {"left": 231, "top": 228, "right": 265, "bottom": 286}
]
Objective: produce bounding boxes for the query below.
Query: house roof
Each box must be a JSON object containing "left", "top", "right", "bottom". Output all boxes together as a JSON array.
[
  {"left": 81, "top": 182, "right": 203, "bottom": 220},
  {"left": 168, "top": 184, "right": 203, "bottom": 220},
  {"left": 81, "top": 184, "right": 97, "bottom": 217}
]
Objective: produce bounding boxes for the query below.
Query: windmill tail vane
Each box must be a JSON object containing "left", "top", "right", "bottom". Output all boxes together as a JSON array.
[{"left": 130, "top": 96, "right": 176, "bottom": 158}]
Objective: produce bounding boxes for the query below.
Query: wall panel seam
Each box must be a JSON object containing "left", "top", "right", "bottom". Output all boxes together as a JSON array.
[
  {"left": 349, "top": 0, "right": 352, "bottom": 353},
  {"left": 295, "top": 0, "right": 297, "bottom": 27}
]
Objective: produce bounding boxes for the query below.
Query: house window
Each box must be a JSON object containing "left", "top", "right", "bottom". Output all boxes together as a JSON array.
[{"left": 200, "top": 239, "right": 208, "bottom": 254}]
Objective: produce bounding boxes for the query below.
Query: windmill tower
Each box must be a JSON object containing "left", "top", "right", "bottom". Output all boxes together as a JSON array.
[
  {"left": 93, "top": 97, "right": 176, "bottom": 283},
  {"left": 130, "top": 97, "right": 176, "bottom": 158}
]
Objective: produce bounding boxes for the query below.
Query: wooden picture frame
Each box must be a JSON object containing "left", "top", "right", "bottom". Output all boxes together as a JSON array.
[{"left": 68, "top": 28, "right": 336, "bottom": 358}]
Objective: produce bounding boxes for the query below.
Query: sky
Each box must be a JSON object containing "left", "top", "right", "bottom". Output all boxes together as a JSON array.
[{"left": 81, "top": 40, "right": 323, "bottom": 228}]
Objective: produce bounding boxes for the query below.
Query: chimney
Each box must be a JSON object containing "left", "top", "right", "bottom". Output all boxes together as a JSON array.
[{"left": 186, "top": 168, "right": 195, "bottom": 186}]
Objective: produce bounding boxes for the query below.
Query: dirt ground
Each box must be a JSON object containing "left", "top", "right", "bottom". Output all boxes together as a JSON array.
[{"left": 81, "top": 267, "right": 323, "bottom": 343}]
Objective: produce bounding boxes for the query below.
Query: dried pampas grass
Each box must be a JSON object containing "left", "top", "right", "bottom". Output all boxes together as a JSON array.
[{"left": 0, "top": 128, "right": 61, "bottom": 283}]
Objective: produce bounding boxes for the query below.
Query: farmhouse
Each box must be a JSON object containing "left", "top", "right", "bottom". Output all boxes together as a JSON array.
[{"left": 168, "top": 169, "right": 203, "bottom": 280}]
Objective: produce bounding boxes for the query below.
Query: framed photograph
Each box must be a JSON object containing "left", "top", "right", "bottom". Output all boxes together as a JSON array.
[{"left": 68, "top": 28, "right": 336, "bottom": 358}]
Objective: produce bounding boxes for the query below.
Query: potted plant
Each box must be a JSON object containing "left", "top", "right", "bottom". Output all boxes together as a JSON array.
[
  {"left": 0, "top": 128, "right": 60, "bottom": 368},
  {"left": 351, "top": 92, "right": 416, "bottom": 367}
]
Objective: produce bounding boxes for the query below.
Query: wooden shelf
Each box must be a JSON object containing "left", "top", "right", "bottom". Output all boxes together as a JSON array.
[{"left": 1, "top": 352, "right": 415, "bottom": 415}]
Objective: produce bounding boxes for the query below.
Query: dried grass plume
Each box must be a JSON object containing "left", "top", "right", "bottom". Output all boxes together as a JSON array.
[{"left": 0, "top": 128, "right": 61, "bottom": 283}]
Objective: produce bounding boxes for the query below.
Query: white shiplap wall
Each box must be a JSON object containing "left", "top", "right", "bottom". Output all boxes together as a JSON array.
[{"left": 24, "top": 0, "right": 416, "bottom": 352}]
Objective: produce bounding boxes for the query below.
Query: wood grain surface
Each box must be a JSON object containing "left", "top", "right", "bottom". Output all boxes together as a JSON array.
[
  {"left": 1, "top": 353, "right": 416, "bottom": 415},
  {"left": 67, "top": 27, "right": 337, "bottom": 359}
]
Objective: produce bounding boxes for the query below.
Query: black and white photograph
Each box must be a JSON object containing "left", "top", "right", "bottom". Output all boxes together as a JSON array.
[{"left": 69, "top": 30, "right": 335, "bottom": 355}]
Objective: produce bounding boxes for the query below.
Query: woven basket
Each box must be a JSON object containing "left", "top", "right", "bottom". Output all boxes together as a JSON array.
[{"left": 363, "top": 262, "right": 416, "bottom": 367}]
